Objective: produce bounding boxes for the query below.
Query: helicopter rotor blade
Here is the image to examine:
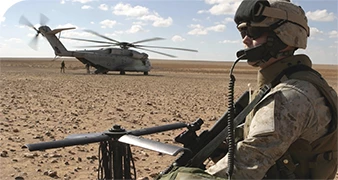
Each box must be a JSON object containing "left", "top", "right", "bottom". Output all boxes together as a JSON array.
[
  {"left": 62, "top": 37, "right": 116, "bottom": 45},
  {"left": 66, "top": 132, "right": 104, "bottom": 139},
  {"left": 64, "top": 123, "right": 187, "bottom": 140},
  {"left": 136, "top": 47, "right": 177, "bottom": 58},
  {"left": 40, "top": 13, "right": 49, "bottom": 26},
  {"left": 74, "top": 45, "right": 116, "bottom": 48},
  {"left": 135, "top": 44, "right": 198, "bottom": 52},
  {"left": 28, "top": 34, "right": 39, "bottom": 50},
  {"left": 19, "top": 15, "right": 39, "bottom": 32},
  {"left": 118, "top": 134, "right": 187, "bottom": 156},
  {"left": 84, "top": 30, "right": 120, "bottom": 44},
  {"left": 129, "top": 122, "right": 187, "bottom": 136},
  {"left": 25, "top": 133, "right": 111, "bottom": 151},
  {"left": 131, "top": 37, "right": 165, "bottom": 45},
  {"left": 63, "top": 28, "right": 198, "bottom": 57},
  {"left": 25, "top": 122, "right": 188, "bottom": 152}
]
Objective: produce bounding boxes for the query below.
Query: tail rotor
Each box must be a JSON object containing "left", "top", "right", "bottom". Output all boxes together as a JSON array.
[{"left": 19, "top": 14, "right": 49, "bottom": 50}]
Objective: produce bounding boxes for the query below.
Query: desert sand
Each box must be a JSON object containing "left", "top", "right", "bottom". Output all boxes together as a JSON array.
[{"left": 0, "top": 58, "right": 337, "bottom": 180}]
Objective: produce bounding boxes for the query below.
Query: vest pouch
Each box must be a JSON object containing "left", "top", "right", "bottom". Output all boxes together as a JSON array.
[
  {"left": 285, "top": 139, "right": 313, "bottom": 179},
  {"left": 264, "top": 139, "right": 313, "bottom": 179},
  {"left": 309, "top": 128, "right": 337, "bottom": 179},
  {"left": 310, "top": 150, "right": 337, "bottom": 179},
  {"left": 286, "top": 130, "right": 337, "bottom": 179}
]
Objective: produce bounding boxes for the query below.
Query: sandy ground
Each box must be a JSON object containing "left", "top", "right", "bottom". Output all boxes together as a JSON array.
[{"left": 0, "top": 58, "right": 337, "bottom": 180}]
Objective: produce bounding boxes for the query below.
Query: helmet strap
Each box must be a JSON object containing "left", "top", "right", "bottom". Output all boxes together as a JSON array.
[{"left": 236, "top": 32, "right": 292, "bottom": 66}]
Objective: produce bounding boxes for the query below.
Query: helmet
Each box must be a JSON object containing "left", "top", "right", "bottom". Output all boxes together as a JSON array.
[{"left": 235, "top": 0, "right": 309, "bottom": 49}]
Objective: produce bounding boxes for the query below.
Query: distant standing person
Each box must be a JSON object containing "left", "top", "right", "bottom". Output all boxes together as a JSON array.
[
  {"left": 86, "top": 63, "right": 90, "bottom": 74},
  {"left": 60, "top": 60, "right": 65, "bottom": 73}
]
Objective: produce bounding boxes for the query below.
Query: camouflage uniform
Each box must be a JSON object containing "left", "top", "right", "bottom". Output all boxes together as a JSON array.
[
  {"left": 159, "top": 1, "right": 336, "bottom": 179},
  {"left": 206, "top": 55, "right": 332, "bottom": 179}
]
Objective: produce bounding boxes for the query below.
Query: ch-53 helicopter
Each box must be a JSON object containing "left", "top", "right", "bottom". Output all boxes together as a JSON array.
[{"left": 19, "top": 14, "right": 198, "bottom": 75}]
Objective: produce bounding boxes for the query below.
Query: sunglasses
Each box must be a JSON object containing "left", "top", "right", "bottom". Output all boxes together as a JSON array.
[{"left": 239, "top": 26, "right": 268, "bottom": 40}]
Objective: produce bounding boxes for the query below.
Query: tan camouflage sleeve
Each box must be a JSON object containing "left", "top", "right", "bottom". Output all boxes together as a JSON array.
[{"left": 206, "top": 79, "right": 331, "bottom": 179}]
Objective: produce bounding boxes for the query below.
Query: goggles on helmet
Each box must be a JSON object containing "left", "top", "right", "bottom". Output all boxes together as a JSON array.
[
  {"left": 237, "top": 20, "right": 287, "bottom": 40},
  {"left": 234, "top": 0, "right": 309, "bottom": 36},
  {"left": 239, "top": 26, "right": 269, "bottom": 40}
]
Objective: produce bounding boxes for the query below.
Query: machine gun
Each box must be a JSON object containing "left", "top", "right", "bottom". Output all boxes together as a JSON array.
[{"left": 158, "top": 84, "right": 270, "bottom": 178}]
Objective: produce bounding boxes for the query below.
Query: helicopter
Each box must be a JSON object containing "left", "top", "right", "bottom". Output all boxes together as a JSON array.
[{"left": 19, "top": 14, "right": 198, "bottom": 75}]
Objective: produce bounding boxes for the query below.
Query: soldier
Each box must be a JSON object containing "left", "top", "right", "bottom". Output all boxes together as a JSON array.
[
  {"left": 85, "top": 63, "right": 90, "bottom": 74},
  {"left": 60, "top": 60, "right": 65, "bottom": 73},
  {"left": 160, "top": 0, "right": 337, "bottom": 179}
]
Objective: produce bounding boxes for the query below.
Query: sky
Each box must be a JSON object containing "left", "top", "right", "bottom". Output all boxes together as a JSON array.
[{"left": 0, "top": 0, "right": 337, "bottom": 64}]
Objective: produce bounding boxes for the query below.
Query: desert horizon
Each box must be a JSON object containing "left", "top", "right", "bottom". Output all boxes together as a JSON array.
[
  {"left": 0, "top": 58, "right": 337, "bottom": 180},
  {"left": 1, "top": 57, "right": 338, "bottom": 65}
]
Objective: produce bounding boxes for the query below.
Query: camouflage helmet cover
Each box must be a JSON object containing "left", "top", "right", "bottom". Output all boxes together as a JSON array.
[{"left": 236, "top": 0, "right": 309, "bottom": 49}]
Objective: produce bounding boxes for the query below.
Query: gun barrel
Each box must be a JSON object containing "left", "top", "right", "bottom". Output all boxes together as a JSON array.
[{"left": 25, "top": 133, "right": 111, "bottom": 151}]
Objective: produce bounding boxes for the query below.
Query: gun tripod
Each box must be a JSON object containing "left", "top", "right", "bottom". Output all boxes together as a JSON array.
[{"left": 97, "top": 125, "right": 136, "bottom": 179}]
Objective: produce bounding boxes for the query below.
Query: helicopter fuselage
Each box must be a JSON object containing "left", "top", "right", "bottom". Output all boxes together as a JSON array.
[{"left": 71, "top": 48, "right": 151, "bottom": 74}]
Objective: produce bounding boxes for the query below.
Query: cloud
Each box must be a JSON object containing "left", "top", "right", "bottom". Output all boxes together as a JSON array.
[
  {"left": 204, "top": 0, "right": 241, "bottom": 15},
  {"left": 310, "top": 27, "right": 323, "bottom": 37},
  {"left": 306, "top": 9, "right": 336, "bottom": 22},
  {"left": 98, "top": 4, "right": 109, "bottom": 11},
  {"left": 112, "top": 3, "right": 172, "bottom": 27},
  {"left": 113, "top": 3, "right": 149, "bottom": 17},
  {"left": 223, "top": 17, "right": 233, "bottom": 23},
  {"left": 172, "top": 35, "right": 185, "bottom": 42},
  {"left": 137, "top": 12, "right": 173, "bottom": 27},
  {"left": 72, "top": 0, "right": 94, "bottom": 3},
  {"left": 219, "top": 40, "right": 240, "bottom": 44},
  {"left": 81, "top": 5, "right": 92, "bottom": 10},
  {"left": 100, "top": 19, "right": 117, "bottom": 28},
  {"left": 188, "top": 24, "right": 208, "bottom": 35},
  {"left": 206, "top": 24, "right": 225, "bottom": 32},
  {"left": 197, "top": 10, "right": 208, "bottom": 14},
  {"left": 57, "top": 23, "right": 78, "bottom": 27},
  {"left": 61, "top": 31, "right": 94, "bottom": 40},
  {"left": 152, "top": 17, "right": 173, "bottom": 27},
  {"left": 133, "top": 21, "right": 147, "bottom": 26},
  {"left": 60, "top": 0, "right": 65, "bottom": 4},
  {"left": 5, "top": 38, "right": 23, "bottom": 43},
  {"left": 328, "top": 30, "right": 338, "bottom": 38},
  {"left": 126, "top": 25, "right": 145, "bottom": 34},
  {"left": 188, "top": 24, "right": 225, "bottom": 35},
  {"left": 192, "top": 18, "right": 201, "bottom": 22},
  {"left": 329, "top": 44, "right": 337, "bottom": 49}
]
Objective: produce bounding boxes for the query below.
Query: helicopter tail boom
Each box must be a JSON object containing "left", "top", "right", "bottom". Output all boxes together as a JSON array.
[{"left": 40, "top": 26, "right": 75, "bottom": 57}]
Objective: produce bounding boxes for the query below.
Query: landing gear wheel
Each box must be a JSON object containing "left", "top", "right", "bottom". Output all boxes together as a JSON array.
[
  {"left": 144, "top": 72, "right": 148, "bottom": 75},
  {"left": 94, "top": 69, "right": 108, "bottom": 74},
  {"left": 120, "top": 71, "right": 126, "bottom": 75}
]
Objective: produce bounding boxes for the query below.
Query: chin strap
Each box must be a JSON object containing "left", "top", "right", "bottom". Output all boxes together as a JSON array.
[
  {"left": 236, "top": 33, "right": 294, "bottom": 66},
  {"left": 254, "top": 50, "right": 295, "bottom": 67}
]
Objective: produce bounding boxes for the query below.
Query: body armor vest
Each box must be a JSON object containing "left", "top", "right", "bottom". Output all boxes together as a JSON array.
[{"left": 256, "top": 65, "right": 338, "bottom": 179}]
